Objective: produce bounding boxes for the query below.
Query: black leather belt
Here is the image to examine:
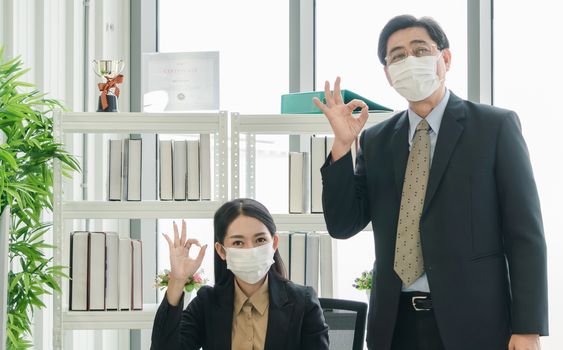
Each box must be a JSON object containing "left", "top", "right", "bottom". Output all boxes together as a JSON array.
[{"left": 401, "top": 292, "right": 433, "bottom": 311}]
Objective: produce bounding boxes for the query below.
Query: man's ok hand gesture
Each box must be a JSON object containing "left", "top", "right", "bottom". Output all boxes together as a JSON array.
[{"left": 312, "top": 76, "right": 369, "bottom": 162}]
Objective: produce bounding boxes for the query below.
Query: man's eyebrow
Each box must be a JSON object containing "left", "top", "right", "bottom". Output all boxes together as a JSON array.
[{"left": 388, "top": 39, "right": 431, "bottom": 55}]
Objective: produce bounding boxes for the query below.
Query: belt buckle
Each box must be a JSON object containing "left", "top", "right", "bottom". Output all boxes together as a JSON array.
[{"left": 411, "top": 296, "right": 430, "bottom": 311}]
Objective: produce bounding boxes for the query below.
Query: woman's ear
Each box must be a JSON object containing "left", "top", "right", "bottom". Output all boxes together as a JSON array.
[
  {"left": 215, "top": 242, "right": 226, "bottom": 260},
  {"left": 272, "top": 233, "right": 279, "bottom": 251}
]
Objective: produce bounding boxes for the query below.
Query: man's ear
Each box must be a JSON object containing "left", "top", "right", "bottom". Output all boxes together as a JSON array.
[
  {"left": 215, "top": 242, "right": 226, "bottom": 260},
  {"left": 441, "top": 48, "right": 452, "bottom": 72}
]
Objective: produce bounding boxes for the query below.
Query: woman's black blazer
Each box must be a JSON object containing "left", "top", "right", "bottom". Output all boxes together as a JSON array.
[{"left": 151, "top": 270, "right": 329, "bottom": 350}]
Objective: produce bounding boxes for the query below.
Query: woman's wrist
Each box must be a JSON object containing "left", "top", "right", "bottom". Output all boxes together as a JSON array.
[{"left": 166, "top": 277, "right": 186, "bottom": 306}]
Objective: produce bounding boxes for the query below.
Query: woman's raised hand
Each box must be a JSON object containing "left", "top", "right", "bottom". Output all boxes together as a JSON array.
[
  {"left": 163, "top": 220, "right": 207, "bottom": 283},
  {"left": 312, "top": 77, "right": 369, "bottom": 161}
]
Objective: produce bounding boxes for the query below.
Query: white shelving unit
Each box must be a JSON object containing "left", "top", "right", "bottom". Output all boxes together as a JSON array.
[
  {"left": 52, "top": 111, "right": 228, "bottom": 348},
  {"left": 230, "top": 112, "right": 395, "bottom": 232}
]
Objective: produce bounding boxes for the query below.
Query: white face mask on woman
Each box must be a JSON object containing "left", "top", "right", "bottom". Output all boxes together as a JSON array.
[
  {"left": 388, "top": 53, "right": 442, "bottom": 102},
  {"left": 224, "top": 242, "right": 275, "bottom": 284}
]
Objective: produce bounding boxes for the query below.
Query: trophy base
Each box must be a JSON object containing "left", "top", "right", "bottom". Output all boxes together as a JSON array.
[{"left": 97, "top": 95, "right": 119, "bottom": 112}]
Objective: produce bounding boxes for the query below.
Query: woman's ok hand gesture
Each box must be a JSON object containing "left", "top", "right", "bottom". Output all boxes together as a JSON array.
[{"left": 162, "top": 220, "right": 207, "bottom": 305}]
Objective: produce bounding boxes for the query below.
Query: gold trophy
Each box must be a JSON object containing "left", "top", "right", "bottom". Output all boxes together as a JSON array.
[{"left": 92, "top": 59, "right": 125, "bottom": 112}]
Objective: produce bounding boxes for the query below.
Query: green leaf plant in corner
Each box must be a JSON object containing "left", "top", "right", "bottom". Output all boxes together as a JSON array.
[{"left": 0, "top": 47, "right": 80, "bottom": 349}]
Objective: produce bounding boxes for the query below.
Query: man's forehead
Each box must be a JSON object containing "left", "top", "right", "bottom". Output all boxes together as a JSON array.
[{"left": 387, "top": 27, "right": 433, "bottom": 51}]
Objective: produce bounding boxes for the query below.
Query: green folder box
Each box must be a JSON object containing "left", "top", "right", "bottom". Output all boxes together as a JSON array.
[{"left": 281, "top": 89, "right": 392, "bottom": 114}]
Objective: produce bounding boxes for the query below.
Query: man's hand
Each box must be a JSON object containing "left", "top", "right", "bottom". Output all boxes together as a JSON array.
[
  {"left": 509, "top": 334, "right": 541, "bottom": 350},
  {"left": 312, "top": 76, "right": 369, "bottom": 162}
]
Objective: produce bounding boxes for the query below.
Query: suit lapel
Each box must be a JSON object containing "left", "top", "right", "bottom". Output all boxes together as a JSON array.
[
  {"left": 211, "top": 278, "right": 234, "bottom": 350},
  {"left": 264, "top": 272, "right": 293, "bottom": 350},
  {"left": 422, "top": 93, "right": 466, "bottom": 215},
  {"left": 391, "top": 112, "right": 410, "bottom": 197}
]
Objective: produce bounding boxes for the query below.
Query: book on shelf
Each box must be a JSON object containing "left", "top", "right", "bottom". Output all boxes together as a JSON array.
[
  {"left": 277, "top": 232, "right": 290, "bottom": 275},
  {"left": 325, "top": 136, "right": 335, "bottom": 161},
  {"left": 108, "top": 140, "right": 123, "bottom": 201},
  {"left": 173, "top": 140, "right": 187, "bottom": 200},
  {"left": 310, "top": 136, "right": 326, "bottom": 213},
  {"left": 200, "top": 134, "right": 212, "bottom": 200},
  {"left": 69, "top": 233, "right": 144, "bottom": 312},
  {"left": 289, "top": 152, "right": 309, "bottom": 214},
  {"left": 132, "top": 240, "right": 143, "bottom": 310},
  {"left": 105, "top": 232, "right": 119, "bottom": 310},
  {"left": 88, "top": 232, "right": 106, "bottom": 311},
  {"left": 70, "top": 231, "right": 89, "bottom": 311},
  {"left": 351, "top": 138, "right": 358, "bottom": 170},
  {"left": 118, "top": 237, "right": 133, "bottom": 311},
  {"left": 319, "top": 233, "right": 337, "bottom": 298},
  {"left": 305, "top": 232, "right": 320, "bottom": 293},
  {"left": 159, "top": 140, "right": 173, "bottom": 201},
  {"left": 125, "top": 138, "right": 142, "bottom": 201},
  {"left": 187, "top": 140, "right": 200, "bottom": 200},
  {"left": 289, "top": 231, "right": 307, "bottom": 284}
]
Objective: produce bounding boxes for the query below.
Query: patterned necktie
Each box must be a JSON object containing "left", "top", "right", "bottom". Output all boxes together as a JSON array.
[{"left": 394, "top": 119, "right": 431, "bottom": 286}]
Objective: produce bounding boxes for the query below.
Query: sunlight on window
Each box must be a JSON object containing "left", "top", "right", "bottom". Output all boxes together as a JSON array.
[{"left": 494, "top": 2, "right": 563, "bottom": 348}]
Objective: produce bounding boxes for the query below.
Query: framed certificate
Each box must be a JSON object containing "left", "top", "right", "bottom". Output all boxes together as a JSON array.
[{"left": 142, "top": 51, "right": 220, "bottom": 111}]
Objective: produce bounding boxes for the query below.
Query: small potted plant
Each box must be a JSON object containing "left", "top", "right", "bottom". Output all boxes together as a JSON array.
[
  {"left": 155, "top": 269, "right": 207, "bottom": 305},
  {"left": 353, "top": 269, "right": 373, "bottom": 299}
]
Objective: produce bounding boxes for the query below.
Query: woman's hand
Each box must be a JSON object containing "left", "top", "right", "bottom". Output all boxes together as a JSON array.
[
  {"left": 163, "top": 220, "right": 207, "bottom": 306},
  {"left": 312, "top": 76, "right": 369, "bottom": 162}
]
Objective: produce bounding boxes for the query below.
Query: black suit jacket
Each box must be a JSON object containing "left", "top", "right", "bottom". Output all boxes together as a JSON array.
[
  {"left": 321, "top": 92, "right": 548, "bottom": 350},
  {"left": 150, "top": 270, "right": 329, "bottom": 350}
]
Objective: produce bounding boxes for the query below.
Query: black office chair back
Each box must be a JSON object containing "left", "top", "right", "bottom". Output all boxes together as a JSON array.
[{"left": 319, "top": 298, "right": 368, "bottom": 350}]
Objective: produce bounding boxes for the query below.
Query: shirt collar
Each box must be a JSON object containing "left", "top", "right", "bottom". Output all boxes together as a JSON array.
[
  {"left": 407, "top": 88, "right": 450, "bottom": 141},
  {"left": 233, "top": 275, "right": 270, "bottom": 316}
]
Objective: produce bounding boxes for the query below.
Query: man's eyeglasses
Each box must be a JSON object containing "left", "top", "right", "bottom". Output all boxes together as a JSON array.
[{"left": 385, "top": 42, "right": 439, "bottom": 66}]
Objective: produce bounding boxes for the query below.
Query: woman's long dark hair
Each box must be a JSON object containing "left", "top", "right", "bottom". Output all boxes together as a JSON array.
[{"left": 214, "top": 198, "right": 288, "bottom": 285}]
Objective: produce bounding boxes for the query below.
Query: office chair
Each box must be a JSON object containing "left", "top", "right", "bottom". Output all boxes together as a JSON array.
[{"left": 319, "top": 297, "right": 368, "bottom": 350}]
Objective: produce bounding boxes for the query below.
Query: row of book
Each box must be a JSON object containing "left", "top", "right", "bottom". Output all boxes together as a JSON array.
[
  {"left": 70, "top": 232, "right": 143, "bottom": 311},
  {"left": 289, "top": 136, "right": 357, "bottom": 214},
  {"left": 278, "top": 232, "right": 336, "bottom": 297},
  {"left": 107, "top": 135, "right": 212, "bottom": 201},
  {"left": 159, "top": 137, "right": 211, "bottom": 201}
]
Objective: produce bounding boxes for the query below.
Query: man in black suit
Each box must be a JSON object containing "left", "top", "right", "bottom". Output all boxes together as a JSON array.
[{"left": 314, "top": 15, "right": 548, "bottom": 350}]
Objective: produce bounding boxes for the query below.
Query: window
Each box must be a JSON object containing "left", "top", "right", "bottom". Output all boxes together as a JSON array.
[
  {"left": 316, "top": 1, "right": 467, "bottom": 110},
  {"left": 158, "top": 0, "right": 290, "bottom": 289},
  {"left": 316, "top": 1, "right": 468, "bottom": 302},
  {"left": 159, "top": 0, "right": 289, "bottom": 113},
  {"left": 494, "top": 2, "right": 562, "bottom": 348}
]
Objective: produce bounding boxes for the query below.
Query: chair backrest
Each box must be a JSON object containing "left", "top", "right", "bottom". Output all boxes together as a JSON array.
[
  {"left": 0, "top": 206, "right": 10, "bottom": 350},
  {"left": 319, "top": 297, "right": 368, "bottom": 350}
]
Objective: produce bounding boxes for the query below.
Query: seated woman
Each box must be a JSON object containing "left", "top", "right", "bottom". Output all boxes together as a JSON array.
[{"left": 151, "top": 198, "right": 329, "bottom": 350}]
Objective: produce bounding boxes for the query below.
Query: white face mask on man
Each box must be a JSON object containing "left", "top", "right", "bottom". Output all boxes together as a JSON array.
[
  {"left": 224, "top": 242, "right": 275, "bottom": 284},
  {"left": 388, "top": 53, "right": 443, "bottom": 102}
]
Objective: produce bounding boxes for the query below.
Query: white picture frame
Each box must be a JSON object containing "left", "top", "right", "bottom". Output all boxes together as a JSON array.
[{"left": 142, "top": 51, "right": 220, "bottom": 112}]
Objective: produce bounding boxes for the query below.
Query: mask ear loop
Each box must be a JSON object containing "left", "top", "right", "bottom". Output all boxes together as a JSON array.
[{"left": 435, "top": 51, "right": 446, "bottom": 85}]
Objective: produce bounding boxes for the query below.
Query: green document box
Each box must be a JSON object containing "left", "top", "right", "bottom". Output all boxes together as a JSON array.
[{"left": 281, "top": 89, "right": 392, "bottom": 114}]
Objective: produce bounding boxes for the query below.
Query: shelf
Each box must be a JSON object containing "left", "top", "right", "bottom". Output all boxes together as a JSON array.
[
  {"left": 272, "top": 213, "right": 372, "bottom": 232},
  {"left": 231, "top": 112, "right": 395, "bottom": 134},
  {"left": 272, "top": 214, "right": 327, "bottom": 231},
  {"left": 57, "top": 111, "right": 227, "bottom": 133},
  {"left": 62, "top": 304, "right": 157, "bottom": 330},
  {"left": 62, "top": 200, "right": 222, "bottom": 219}
]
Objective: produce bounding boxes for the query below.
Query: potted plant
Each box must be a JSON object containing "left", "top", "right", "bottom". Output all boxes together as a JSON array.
[
  {"left": 0, "top": 49, "right": 80, "bottom": 348},
  {"left": 353, "top": 269, "right": 373, "bottom": 299}
]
